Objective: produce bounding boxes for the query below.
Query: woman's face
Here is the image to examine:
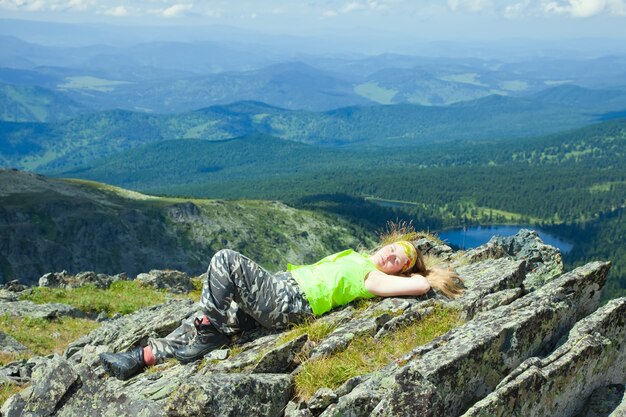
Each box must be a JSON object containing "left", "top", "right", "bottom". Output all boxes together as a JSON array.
[{"left": 371, "top": 243, "right": 411, "bottom": 275}]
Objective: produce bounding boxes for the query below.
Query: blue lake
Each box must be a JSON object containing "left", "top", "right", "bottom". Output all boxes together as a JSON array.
[{"left": 438, "top": 225, "right": 574, "bottom": 254}]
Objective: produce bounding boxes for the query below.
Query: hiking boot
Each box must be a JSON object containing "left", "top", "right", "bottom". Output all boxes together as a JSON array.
[
  {"left": 174, "top": 317, "right": 229, "bottom": 364},
  {"left": 100, "top": 347, "right": 146, "bottom": 380}
]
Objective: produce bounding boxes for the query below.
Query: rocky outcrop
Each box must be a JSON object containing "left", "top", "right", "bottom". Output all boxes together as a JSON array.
[
  {"left": 459, "top": 228, "right": 563, "bottom": 290},
  {"left": 0, "top": 300, "right": 86, "bottom": 320},
  {"left": 462, "top": 297, "right": 626, "bottom": 417},
  {"left": 38, "top": 271, "right": 129, "bottom": 290},
  {"left": 1, "top": 230, "right": 624, "bottom": 417},
  {"left": 135, "top": 270, "right": 194, "bottom": 294}
]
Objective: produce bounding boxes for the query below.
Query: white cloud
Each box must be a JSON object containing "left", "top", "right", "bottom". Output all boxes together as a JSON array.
[
  {"left": 161, "top": 3, "right": 192, "bottom": 17},
  {"left": 608, "top": 0, "right": 626, "bottom": 13},
  {"left": 341, "top": 1, "right": 365, "bottom": 13},
  {"left": 541, "top": 0, "right": 626, "bottom": 16},
  {"left": 103, "top": 5, "right": 127, "bottom": 16},
  {"left": 0, "top": 0, "right": 94, "bottom": 12},
  {"left": 504, "top": 0, "right": 532, "bottom": 17},
  {"left": 25, "top": 0, "right": 46, "bottom": 11},
  {"left": 321, "top": 0, "right": 395, "bottom": 16},
  {"left": 448, "top": 0, "right": 493, "bottom": 12}
]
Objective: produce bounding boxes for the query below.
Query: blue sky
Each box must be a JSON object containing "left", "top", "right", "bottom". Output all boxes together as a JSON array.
[{"left": 1, "top": 0, "right": 625, "bottom": 41}]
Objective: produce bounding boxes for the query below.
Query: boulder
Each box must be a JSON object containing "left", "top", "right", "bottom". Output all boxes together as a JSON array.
[
  {"left": 38, "top": 271, "right": 127, "bottom": 289},
  {"left": 461, "top": 297, "right": 626, "bottom": 417},
  {"left": 0, "top": 332, "right": 30, "bottom": 354},
  {"left": 459, "top": 229, "right": 563, "bottom": 291},
  {"left": 1, "top": 280, "right": 27, "bottom": 292},
  {"left": 164, "top": 373, "right": 293, "bottom": 417},
  {"left": 135, "top": 269, "right": 194, "bottom": 294},
  {"left": 0, "top": 300, "right": 85, "bottom": 319},
  {"left": 0, "top": 355, "right": 79, "bottom": 417}
]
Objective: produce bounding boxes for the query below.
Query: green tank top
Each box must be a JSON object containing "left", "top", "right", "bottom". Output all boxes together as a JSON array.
[{"left": 287, "top": 249, "right": 378, "bottom": 316}]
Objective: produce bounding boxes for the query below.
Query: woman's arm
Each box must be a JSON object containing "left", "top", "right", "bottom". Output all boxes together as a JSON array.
[{"left": 364, "top": 270, "right": 431, "bottom": 297}]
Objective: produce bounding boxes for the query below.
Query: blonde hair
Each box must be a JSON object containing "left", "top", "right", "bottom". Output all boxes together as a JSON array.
[{"left": 374, "top": 240, "right": 465, "bottom": 299}]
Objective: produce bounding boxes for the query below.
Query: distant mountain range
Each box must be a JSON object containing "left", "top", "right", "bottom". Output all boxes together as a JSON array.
[
  {"left": 0, "top": 82, "right": 87, "bottom": 122},
  {"left": 1, "top": 91, "right": 618, "bottom": 172},
  {"left": 2, "top": 31, "right": 626, "bottom": 113}
]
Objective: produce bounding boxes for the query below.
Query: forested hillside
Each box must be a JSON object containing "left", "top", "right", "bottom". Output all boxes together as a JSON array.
[
  {"left": 0, "top": 95, "right": 607, "bottom": 171},
  {"left": 46, "top": 120, "right": 625, "bottom": 300}
]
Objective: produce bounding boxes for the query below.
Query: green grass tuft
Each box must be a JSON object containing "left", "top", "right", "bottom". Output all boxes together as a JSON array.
[
  {"left": 294, "top": 304, "right": 463, "bottom": 400},
  {"left": 0, "top": 314, "right": 100, "bottom": 358},
  {"left": 276, "top": 318, "right": 341, "bottom": 346},
  {"left": 187, "top": 277, "right": 204, "bottom": 302},
  {"left": 1, "top": 383, "right": 26, "bottom": 408},
  {"left": 20, "top": 281, "right": 169, "bottom": 316}
]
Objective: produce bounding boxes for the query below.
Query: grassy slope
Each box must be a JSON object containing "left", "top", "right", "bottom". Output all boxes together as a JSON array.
[{"left": 0, "top": 170, "right": 376, "bottom": 285}]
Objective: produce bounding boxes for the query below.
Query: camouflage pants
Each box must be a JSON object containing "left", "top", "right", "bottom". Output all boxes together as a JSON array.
[{"left": 148, "top": 249, "right": 313, "bottom": 363}]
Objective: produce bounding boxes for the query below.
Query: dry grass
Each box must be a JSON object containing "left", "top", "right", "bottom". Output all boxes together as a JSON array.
[
  {"left": 377, "top": 220, "right": 443, "bottom": 247},
  {"left": 0, "top": 352, "right": 30, "bottom": 368},
  {"left": 294, "top": 304, "right": 463, "bottom": 400},
  {"left": 1, "top": 383, "right": 26, "bottom": 407}
]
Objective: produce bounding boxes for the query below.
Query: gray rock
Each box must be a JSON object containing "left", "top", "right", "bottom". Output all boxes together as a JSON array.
[
  {"left": 38, "top": 270, "right": 123, "bottom": 289},
  {"left": 164, "top": 373, "right": 292, "bottom": 417},
  {"left": 413, "top": 238, "right": 454, "bottom": 258},
  {"left": 284, "top": 400, "right": 314, "bottom": 417},
  {"left": 375, "top": 304, "right": 435, "bottom": 339},
  {"left": 459, "top": 229, "right": 563, "bottom": 291},
  {"left": 1, "top": 280, "right": 27, "bottom": 292},
  {"left": 308, "top": 387, "right": 338, "bottom": 412},
  {"left": 38, "top": 270, "right": 71, "bottom": 288},
  {"left": 204, "top": 333, "right": 282, "bottom": 373},
  {"left": 374, "top": 261, "right": 609, "bottom": 417},
  {"left": 253, "top": 334, "right": 308, "bottom": 373},
  {"left": 0, "top": 356, "right": 48, "bottom": 386},
  {"left": 453, "top": 257, "right": 526, "bottom": 319},
  {"left": 0, "top": 331, "right": 30, "bottom": 354},
  {"left": 205, "top": 348, "right": 229, "bottom": 361},
  {"left": 0, "top": 289, "right": 19, "bottom": 301},
  {"left": 475, "top": 287, "right": 523, "bottom": 313},
  {"left": 0, "top": 300, "right": 85, "bottom": 319},
  {"left": 309, "top": 317, "right": 380, "bottom": 360},
  {"left": 135, "top": 269, "right": 194, "bottom": 294},
  {"left": 1, "top": 355, "right": 79, "bottom": 417},
  {"left": 575, "top": 384, "right": 626, "bottom": 417},
  {"left": 461, "top": 297, "right": 626, "bottom": 417}
]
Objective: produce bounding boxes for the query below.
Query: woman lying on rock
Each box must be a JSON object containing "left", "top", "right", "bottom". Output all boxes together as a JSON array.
[{"left": 99, "top": 241, "right": 463, "bottom": 380}]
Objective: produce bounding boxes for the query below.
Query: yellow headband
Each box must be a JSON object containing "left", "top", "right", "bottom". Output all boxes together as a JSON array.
[{"left": 396, "top": 241, "right": 418, "bottom": 273}]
